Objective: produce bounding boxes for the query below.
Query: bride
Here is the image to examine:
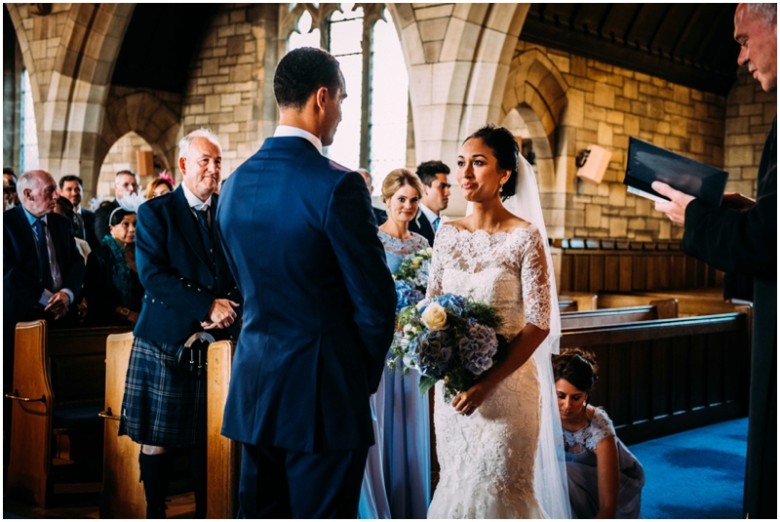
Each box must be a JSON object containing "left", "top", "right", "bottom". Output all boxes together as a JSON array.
[{"left": 426, "top": 125, "right": 569, "bottom": 518}]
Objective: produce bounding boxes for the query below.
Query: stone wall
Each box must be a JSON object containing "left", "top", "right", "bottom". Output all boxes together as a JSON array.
[
  {"left": 723, "top": 67, "right": 777, "bottom": 196},
  {"left": 179, "top": 4, "right": 278, "bottom": 179},
  {"left": 514, "top": 40, "right": 773, "bottom": 242}
]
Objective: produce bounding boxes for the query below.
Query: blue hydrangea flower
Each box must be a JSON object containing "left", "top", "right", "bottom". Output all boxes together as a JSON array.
[
  {"left": 395, "top": 280, "right": 425, "bottom": 311},
  {"left": 413, "top": 330, "right": 453, "bottom": 379},
  {"left": 410, "top": 260, "right": 430, "bottom": 291},
  {"left": 458, "top": 324, "right": 498, "bottom": 375},
  {"left": 433, "top": 293, "right": 468, "bottom": 316}
]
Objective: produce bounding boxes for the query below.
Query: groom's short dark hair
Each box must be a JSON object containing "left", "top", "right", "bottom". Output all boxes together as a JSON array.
[{"left": 274, "top": 47, "right": 343, "bottom": 110}]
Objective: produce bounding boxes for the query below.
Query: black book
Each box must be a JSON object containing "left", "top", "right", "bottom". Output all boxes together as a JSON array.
[{"left": 624, "top": 137, "right": 729, "bottom": 206}]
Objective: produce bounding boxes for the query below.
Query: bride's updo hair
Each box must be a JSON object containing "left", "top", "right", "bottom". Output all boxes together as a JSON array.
[
  {"left": 552, "top": 348, "right": 599, "bottom": 394},
  {"left": 463, "top": 124, "right": 519, "bottom": 200},
  {"left": 381, "top": 168, "right": 425, "bottom": 204}
]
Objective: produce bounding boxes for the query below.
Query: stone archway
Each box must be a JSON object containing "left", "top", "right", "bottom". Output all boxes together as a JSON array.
[
  {"left": 5, "top": 3, "right": 134, "bottom": 198},
  {"left": 98, "top": 87, "right": 181, "bottom": 196},
  {"left": 387, "top": 3, "right": 531, "bottom": 216},
  {"left": 500, "top": 48, "right": 571, "bottom": 238}
]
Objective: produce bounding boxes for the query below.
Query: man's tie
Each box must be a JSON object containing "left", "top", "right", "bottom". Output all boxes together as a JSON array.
[
  {"left": 433, "top": 216, "right": 441, "bottom": 232},
  {"left": 194, "top": 207, "right": 215, "bottom": 262},
  {"left": 33, "top": 218, "right": 54, "bottom": 289},
  {"left": 73, "top": 212, "right": 85, "bottom": 240}
]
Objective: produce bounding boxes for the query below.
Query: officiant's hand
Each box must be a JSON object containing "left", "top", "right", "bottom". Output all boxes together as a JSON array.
[
  {"left": 452, "top": 384, "right": 488, "bottom": 416},
  {"left": 652, "top": 181, "right": 694, "bottom": 225}
]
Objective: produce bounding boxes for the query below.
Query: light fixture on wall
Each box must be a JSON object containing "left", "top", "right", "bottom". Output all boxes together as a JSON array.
[
  {"left": 575, "top": 149, "right": 590, "bottom": 169},
  {"left": 575, "top": 145, "right": 612, "bottom": 184}
]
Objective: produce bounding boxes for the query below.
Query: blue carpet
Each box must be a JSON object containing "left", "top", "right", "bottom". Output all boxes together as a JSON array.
[{"left": 628, "top": 417, "right": 748, "bottom": 519}]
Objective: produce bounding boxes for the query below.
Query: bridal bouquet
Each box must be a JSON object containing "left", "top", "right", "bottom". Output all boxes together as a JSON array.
[
  {"left": 388, "top": 293, "right": 507, "bottom": 399},
  {"left": 392, "top": 247, "right": 432, "bottom": 311}
]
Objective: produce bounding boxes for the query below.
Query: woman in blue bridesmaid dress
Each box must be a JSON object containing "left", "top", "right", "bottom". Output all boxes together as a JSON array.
[{"left": 359, "top": 168, "right": 431, "bottom": 519}]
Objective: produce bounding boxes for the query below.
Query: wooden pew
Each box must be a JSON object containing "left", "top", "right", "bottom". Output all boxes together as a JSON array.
[
  {"left": 595, "top": 293, "right": 679, "bottom": 318},
  {"left": 100, "top": 334, "right": 242, "bottom": 518},
  {"left": 622, "top": 289, "right": 753, "bottom": 316},
  {"left": 558, "top": 297, "right": 578, "bottom": 313},
  {"left": 558, "top": 238, "right": 725, "bottom": 293},
  {"left": 561, "top": 303, "right": 674, "bottom": 330},
  {"left": 206, "top": 341, "right": 240, "bottom": 519},
  {"left": 99, "top": 332, "right": 145, "bottom": 518},
  {"left": 561, "top": 312, "right": 751, "bottom": 444},
  {"left": 4, "top": 320, "right": 129, "bottom": 507},
  {"left": 559, "top": 292, "right": 598, "bottom": 312}
]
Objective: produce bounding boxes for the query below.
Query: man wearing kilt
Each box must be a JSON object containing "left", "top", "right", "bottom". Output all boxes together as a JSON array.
[{"left": 119, "top": 128, "right": 241, "bottom": 518}]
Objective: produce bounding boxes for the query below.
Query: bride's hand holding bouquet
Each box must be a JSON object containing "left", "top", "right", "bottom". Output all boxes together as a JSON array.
[{"left": 388, "top": 292, "right": 508, "bottom": 404}]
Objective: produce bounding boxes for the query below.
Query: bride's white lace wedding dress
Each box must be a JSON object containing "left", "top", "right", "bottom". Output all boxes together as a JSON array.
[{"left": 426, "top": 223, "right": 552, "bottom": 519}]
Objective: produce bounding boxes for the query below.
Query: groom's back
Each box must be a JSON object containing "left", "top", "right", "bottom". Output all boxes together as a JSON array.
[
  {"left": 217, "top": 136, "right": 355, "bottom": 334},
  {"left": 216, "top": 134, "right": 396, "bottom": 451}
]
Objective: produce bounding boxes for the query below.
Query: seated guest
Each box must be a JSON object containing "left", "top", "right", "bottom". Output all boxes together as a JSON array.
[
  {"left": 4, "top": 170, "right": 86, "bottom": 391},
  {"left": 145, "top": 178, "right": 173, "bottom": 200},
  {"left": 553, "top": 348, "right": 645, "bottom": 518},
  {"left": 85, "top": 208, "right": 142, "bottom": 326}
]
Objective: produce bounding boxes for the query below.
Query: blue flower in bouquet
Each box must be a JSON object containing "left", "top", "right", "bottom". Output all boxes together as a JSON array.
[
  {"left": 413, "top": 330, "right": 453, "bottom": 379},
  {"left": 409, "top": 262, "right": 430, "bottom": 290},
  {"left": 389, "top": 291, "right": 504, "bottom": 399},
  {"left": 430, "top": 293, "right": 467, "bottom": 316},
  {"left": 458, "top": 323, "right": 499, "bottom": 375},
  {"left": 395, "top": 280, "right": 425, "bottom": 312}
]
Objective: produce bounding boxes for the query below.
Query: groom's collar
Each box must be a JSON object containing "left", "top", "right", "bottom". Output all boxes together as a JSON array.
[{"left": 274, "top": 125, "right": 323, "bottom": 155}]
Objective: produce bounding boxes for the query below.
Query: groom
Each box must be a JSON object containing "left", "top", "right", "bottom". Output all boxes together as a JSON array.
[{"left": 216, "top": 47, "right": 397, "bottom": 518}]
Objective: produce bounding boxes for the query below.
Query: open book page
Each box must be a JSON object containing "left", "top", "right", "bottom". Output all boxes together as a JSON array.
[{"left": 626, "top": 185, "right": 669, "bottom": 203}]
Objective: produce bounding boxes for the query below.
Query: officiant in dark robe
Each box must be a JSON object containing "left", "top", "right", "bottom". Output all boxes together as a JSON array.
[{"left": 652, "top": 4, "right": 776, "bottom": 518}]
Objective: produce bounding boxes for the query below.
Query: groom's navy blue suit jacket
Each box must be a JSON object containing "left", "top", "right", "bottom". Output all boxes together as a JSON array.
[{"left": 217, "top": 136, "right": 396, "bottom": 452}]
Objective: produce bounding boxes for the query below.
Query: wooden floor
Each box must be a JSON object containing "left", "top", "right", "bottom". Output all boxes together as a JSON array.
[{"left": 3, "top": 489, "right": 195, "bottom": 519}]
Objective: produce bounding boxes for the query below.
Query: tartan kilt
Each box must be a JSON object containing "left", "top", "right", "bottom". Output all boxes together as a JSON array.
[{"left": 118, "top": 336, "right": 206, "bottom": 447}]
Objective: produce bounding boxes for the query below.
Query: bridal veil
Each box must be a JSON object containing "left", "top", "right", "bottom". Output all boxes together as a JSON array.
[{"left": 503, "top": 155, "right": 570, "bottom": 519}]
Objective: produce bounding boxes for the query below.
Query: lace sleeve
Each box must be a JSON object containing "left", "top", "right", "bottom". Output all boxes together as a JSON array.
[
  {"left": 584, "top": 408, "right": 617, "bottom": 451},
  {"left": 520, "top": 227, "right": 551, "bottom": 330}
]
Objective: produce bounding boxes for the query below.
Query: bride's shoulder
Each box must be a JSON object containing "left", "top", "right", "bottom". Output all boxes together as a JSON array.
[
  {"left": 441, "top": 217, "right": 468, "bottom": 231},
  {"left": 503, "top": 214, "right": 533, "bottom": 232}
]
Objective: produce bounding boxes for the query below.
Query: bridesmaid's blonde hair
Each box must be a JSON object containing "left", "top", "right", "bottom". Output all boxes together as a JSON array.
[{"left": 381, "top": 168, "right": 424, "bottom": 203}]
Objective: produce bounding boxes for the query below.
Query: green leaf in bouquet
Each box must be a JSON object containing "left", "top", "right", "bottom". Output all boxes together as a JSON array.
[
  {"left": 418, "top": 374, "right": 438, "bottom": 395},
  {"left": 463, "top": 301, "right": 503, "bottom": 329}
]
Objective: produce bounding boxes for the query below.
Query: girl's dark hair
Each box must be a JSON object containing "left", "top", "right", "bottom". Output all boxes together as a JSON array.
[
  {"left": 109, "top": 207, "right": 136, "bottom": 227},
  {"left": 552, "top": 348, "right": 599, "bottom": 393},
  {"left": 463, "top": 124, "right": 519, "bottom": 200}
]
